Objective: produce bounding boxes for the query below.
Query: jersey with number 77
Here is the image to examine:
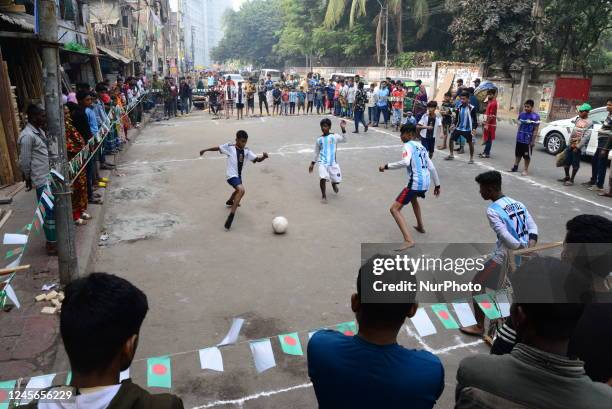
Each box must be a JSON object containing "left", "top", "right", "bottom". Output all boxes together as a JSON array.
[{"left": 487, "top": 196, "right": 538, "bottom": 264}]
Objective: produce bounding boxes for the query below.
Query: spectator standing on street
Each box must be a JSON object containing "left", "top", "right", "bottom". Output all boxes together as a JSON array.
[
  {"left": 289, "top": 87, "right": 297, "bottom": 115},
  {"left": 511, "top": 100, "right": 540, "bottom": 176},
  {"left": 373, "top": 81, "right": 389, "bottom": 128},
  {"left": 18, "top": 104, "right": 56, "bottom": 255},
  {"left": 559, "top": 104, "right": 593, "bottom": 186},
  {"left": 480, "top": 90, "right": 498, "bottom": 158},
  {"left": 308, "top": 257, "right": 444, "bottom": 409},
  {"left": 417, "top": 101, "right": 442, "bottom": 159},
  {"left": 245, "top": 78, "right": 256, "bottom": 117},
  {"left": 315, "top": 79, "right": 325, "bottom": 114},
  {"left": 179, "top": 79, "right": 191, "bottom": 115},
  {"left": 456, "top": 257, "right": 612, "bottom": 409},
  {"left": 584, "top": 98, "right": 612, "bottom": 193},
  {"left": 366, "top": 82, "right": 376, "bottom": 125},
  {"left": 438, "top": 92, "right": 453, "bottom": 150},
  {"left": 272, "top": 84, "right": 282, "bottom": 116},
  {"left": 347, "top": 78, "right": 356, "bottom": 118},
  {"left": 413, "top": 80, "right": 428, "bottom": 122},
  {"left": 257, "top": 79, "right": 269, "bottom": 116},
  {"left": 391, "top": 83, "right": 405, "bottom": 131},
  {"left": 353, "top": 82, "right": 368, "bottom": 133}
]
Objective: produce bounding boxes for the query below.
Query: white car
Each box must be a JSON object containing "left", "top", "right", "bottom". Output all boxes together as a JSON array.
[
  {"left": 536, "top": 106, "right": 610, "bottom": 158},
  {"left": 223, "top": 73, "right": 244, "bottom": 83}
]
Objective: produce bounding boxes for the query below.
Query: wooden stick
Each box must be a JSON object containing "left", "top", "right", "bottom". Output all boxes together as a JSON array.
[
  {"left": 0, "top": 208, "right": 12, "bottom": 230},
  {"left": 0, "top": 264, "right": 30, "bottom": 276},
  {"left": 512, "top": 242, "right": 563, "bottom": 256}
]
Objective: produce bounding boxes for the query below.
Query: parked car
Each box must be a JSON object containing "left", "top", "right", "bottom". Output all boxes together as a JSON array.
[
  {"left": 536, "top": 106, "right": 610, "bottom": 158},
  {"left": 257, "top": 69, "right": 282, "bottom": 82},
  {"left": 223, "top": 73, "right": 244, "bottom": 83}
]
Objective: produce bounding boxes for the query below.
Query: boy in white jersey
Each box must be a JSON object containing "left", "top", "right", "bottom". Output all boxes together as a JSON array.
[
  {"left": 199, "top": 130, "right": 268, "bottom": 230},
  {"left": 461, "top": 170, "right": 538, "bottom": 336},
  {"left": 309, "top": 118, "right": 347, "bottom": 203},
  {"left": 379, "top": 124, "right": 441, "bottom": 250}
]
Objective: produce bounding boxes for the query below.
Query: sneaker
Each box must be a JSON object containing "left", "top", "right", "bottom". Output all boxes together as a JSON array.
[
  {"left": 510, "top": 166, "right": 518, "bottom": 172},
  {"left": 588, "top": 186, "right": 604, "bottom": 192},
  {"left": 581, "top": 181, "right": 594, "bottom": 187}
]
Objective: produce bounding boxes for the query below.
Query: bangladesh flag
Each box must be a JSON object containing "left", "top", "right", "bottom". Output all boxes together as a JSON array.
[
  {"left": 336, "top": 321, "right": 357, "bottom": 336},
  {"left": 147, "top": 356, "right": 172, "bottom": 388},
  {"left": 0, "top": 380, "right": 16, "bottom": 409},
  {"left": 431, "top": 304, "right": 459, "bottom": 329},
  {"left": 278, "top": 332, "right": 303, "bottom": 356},
  {"left": 474, "top": 294, "right": 502, "bottom": 319}
]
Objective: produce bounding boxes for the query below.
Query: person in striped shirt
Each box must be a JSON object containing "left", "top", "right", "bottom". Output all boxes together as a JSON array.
[
  {"left": 379, "top": 124, "right": 441, "bottom": 250},
  {"left": 309, "top": 118, "right": 348, "bottom": 203},
  {"left": 446, "top": 92, "right": 478, "bottom": 163}
]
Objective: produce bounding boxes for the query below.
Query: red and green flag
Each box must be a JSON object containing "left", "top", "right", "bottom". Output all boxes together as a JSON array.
[
  {"left": 147, "top": 356, "right": 172, "bottom": 388},
  {"left": 5, "top": 247, "right": 23, "bottom": 260},
  {"left": 474, "top": 294, "right": 502, "bottom": 319},
  {"left": 336, "top": 321, "right": 357, "bottom": 336},
  {"left": 0, "top": 380, "right": 16, "bottom": 409},
  {"left": 278, "top": 332, "right": 303, "bottom": 356},
  {"left": 431, "top": 304, "right": 459, "bottom": 329}
]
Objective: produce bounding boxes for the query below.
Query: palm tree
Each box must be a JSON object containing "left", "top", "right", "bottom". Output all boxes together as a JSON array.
[{"left": 323, "top": 0, "right": 431, "bottom": 61}]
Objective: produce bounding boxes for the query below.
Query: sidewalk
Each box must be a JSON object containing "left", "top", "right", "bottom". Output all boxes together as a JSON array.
[{"left": 0, "top": 112, "right": 152, "bottom": 382}]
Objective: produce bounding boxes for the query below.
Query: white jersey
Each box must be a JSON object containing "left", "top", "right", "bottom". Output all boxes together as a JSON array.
[
  {"left": 219, "top": 143, "right": 257, "bottom": 179},
  {"left": 388, "top": 140, "right": 440, "bottom": 191},
  {"left": 486, "top": 196, "right": 538, "bottom": 264},
  {"left": 313, "top": 133, "right": 348, "bottom": 166}
]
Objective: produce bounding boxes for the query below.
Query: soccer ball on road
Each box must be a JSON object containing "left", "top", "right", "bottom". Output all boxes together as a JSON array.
[{"left": 272, "top": 216, "right": 288, "bottom": 234}]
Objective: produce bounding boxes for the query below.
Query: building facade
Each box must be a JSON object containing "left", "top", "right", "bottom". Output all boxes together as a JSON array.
[{"left": 181, "top": 0, "right": 230, "bottom": 70}]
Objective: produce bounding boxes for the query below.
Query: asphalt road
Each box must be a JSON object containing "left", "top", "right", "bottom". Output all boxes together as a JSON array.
[{"left": 87, "top": 107, "right": 612, "bottom": 409}]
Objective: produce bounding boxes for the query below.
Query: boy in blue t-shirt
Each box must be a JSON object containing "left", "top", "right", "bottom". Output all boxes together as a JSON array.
[
  {"left": 308, "top": 256, "right": 444, "bottom": 409},
  {"left": 511, "top": 99, "right": 540, "bottom": 176}
]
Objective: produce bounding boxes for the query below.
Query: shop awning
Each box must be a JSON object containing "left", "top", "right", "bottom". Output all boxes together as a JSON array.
[
  {"left": 97, "top": 45, "right": 131, "bottom": 64},
  {"left": 0, "top": 11, "right": 35, "bottom": 32}
]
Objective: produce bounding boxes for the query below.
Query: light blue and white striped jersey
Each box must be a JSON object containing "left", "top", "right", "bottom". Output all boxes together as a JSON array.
[
  {"left": 313, "top": 133, "right": 347, "bottom": 166},
  {"left": 456, "top": 104, "right": 474, "bottom": 132},
  {"left": 487, "top": 196, "right": 538, "bottom": 263},
  {"left": 388, "top": 140, "right": 440, "bottom": 191}
]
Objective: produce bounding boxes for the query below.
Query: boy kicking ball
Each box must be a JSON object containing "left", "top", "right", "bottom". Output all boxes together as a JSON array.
[
  {"left": 199, "top": 130, "right": 268, "bottom": 230},
  {"left": 309, "top": 118, "right": 347, "bottom": 203},
  {"left": 379, "top": 124, "right": 441, "bottom": 250}
]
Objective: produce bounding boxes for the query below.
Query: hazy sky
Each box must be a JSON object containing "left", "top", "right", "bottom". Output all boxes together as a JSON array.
[{"left": 169, "top": 0, "right": 245, "bottom": 12}]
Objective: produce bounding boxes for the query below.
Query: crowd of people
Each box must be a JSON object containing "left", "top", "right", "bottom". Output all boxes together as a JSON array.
[{"left": 18, "top": 75, "right": 149, "bottom": 254}]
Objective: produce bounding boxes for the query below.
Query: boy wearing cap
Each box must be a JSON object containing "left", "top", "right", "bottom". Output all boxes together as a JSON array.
[{"left": 559, "top": 104, "right": 593, "bottom": 186}]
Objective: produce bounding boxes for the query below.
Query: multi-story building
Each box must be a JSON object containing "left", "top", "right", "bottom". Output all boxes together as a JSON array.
[{"left": 181, "top": 0, "right": 231, "bottom": 70}]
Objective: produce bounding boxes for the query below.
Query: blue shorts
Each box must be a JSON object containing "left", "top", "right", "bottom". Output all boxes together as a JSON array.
[
  {"left": 227, "top": 177, "right": 243, "bottom": 188},
  {"left": 396, "top": 187, "right": 426, "bottom": 205}
]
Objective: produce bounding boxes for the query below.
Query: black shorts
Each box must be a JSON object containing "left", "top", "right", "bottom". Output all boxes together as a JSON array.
[
  {"left": 515, "top": 142, "right": 531, "bottom": 159},
  {"left": 421, "top": 137, "right": 435, "bottom": 155},
  {"left": 274, "top": 100, "right": 280, "bottom": 106},
  {"left": 247, "top": 98, "right": 254, "bottom": 108},
  {"left": 236, "top": 103, "right": 244, "bottom": 109},
  {"left": 396, "top": 187, "right": 426, "bottom": 205},
  {"left": 452, "top": 129, "right": 472, "bottom": 143}
]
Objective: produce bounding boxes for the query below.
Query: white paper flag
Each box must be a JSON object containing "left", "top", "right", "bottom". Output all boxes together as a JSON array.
[
  {"left": 21, "top": 374, "right": 56, "bottom": 404},
  {"left": 409, "top": 308, "right": 437, "bottom": 337},
  {"left": 3, "top": 234, "right": 28, "bottom": 245},
  {"left": 452, "top": 302, "right": 478, "bottom": 327},
  {"left": 495, "top": 292, "right": 511, "bottom": 318},
  {"left": 199, "top": 347, "right": 224, "bottom": 372},
  {"left": 50, "top": 169, "right": 65, "bottom": 181},
  {"left": 249, "top": 339, "right": 276, "bottom": 373},
  {"left": 4, "top": 255, "right": 22, "bottom": 270},
  {"left": 36, "top": 208, "right": 44, "bottom": 225},
  {"left": 41, "top": 192, "right": 54, "bottom": 210},
  {"left": 4, "top": 283, "right": 20, "bottom": 308},
  {"left": 120, "top": 368, "right": 130, "bottom": 381},
  {"left": 218, "top": 318, "right": 244, "bottom": 346}
]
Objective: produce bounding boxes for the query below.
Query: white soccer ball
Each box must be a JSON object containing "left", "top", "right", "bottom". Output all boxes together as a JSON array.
[{"left": 272, "top": 216, "right": 288, "bottom": 234}]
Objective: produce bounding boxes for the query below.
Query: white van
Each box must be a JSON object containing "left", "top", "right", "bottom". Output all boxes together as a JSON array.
[
  {"left": 330, "top": 72, "right": 357, "bottom": 84},
  {"left": 259, "top": 69, "right": 281, "bottom": 82}
]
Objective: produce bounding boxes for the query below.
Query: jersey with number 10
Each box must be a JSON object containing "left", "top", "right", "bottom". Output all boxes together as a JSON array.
[{"left": 388, "top": 140, "right": 439, "bottom": 191}]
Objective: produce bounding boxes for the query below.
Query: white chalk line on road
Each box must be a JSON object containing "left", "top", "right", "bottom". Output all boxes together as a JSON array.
[
  {"left": 192, "top": 382, "right": 313, "bottom": 408},
  {"left": 339, "top": 116, "right": 612, "bottom": 213}
]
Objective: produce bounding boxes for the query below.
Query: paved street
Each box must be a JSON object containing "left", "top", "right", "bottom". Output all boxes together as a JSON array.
[{"left": 86, "top": 108, "right": 612, "bottom": 408}]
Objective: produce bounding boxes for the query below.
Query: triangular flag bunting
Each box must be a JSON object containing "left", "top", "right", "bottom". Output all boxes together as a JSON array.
[
  {"left": 249, "top": 339, "right": 276, "bottom": 373},
  {"left": 4, "top": 283, "right": 20, "bottom": 308},
  {"left": 5, "top": 247, "right": 23, "bottom": 259},
  {"left": 474, "top": 294, "right": 502, "bottom": 319},
  {"left": 38, "top": 203, "right": 46, "bottom": 218},
  {"left": 336, "top": 321, "right": 357, "bottom": 336},
  {"left": 147, "top": 356, "right": 172, "bottom": 388},
  {"left": 409, "top": 307, "right": 437, "bottom": 337},
  {"left": 452, "top": 302, "right": 477, "bottom": 327},
  {"left": 278, "top": 332, "right": 303, "bottom": 356},
  {"left": 431, "top": 303, "right": 459, "bottom": 329},
  {"left": 495, "top": 292, "right": 511, "bottom": 318},
  {"left": 199, "top": 347, "right": 223, "bottom": 372},
  {"left": 3, "top": 234, "right": 27, "bottom": 245},
  {"left": 120, "top": 368, "right": 130, "bottom": 381},
  {"left": 218, "top": 318, "right": 244, "bottom": 346},
  {"left": 0, "top": 379, "right": 16, "bottom": 409}
]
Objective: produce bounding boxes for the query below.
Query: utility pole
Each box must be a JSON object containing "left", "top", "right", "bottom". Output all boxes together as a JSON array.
[
  {"left": 39, "top": 0, "right": 79, "bottom": 283},
  {"left": 384, "top": 2, "right": 388, "bottom": 79},
  {"left": 531, "top": 0, "right": 544, "bottom": 81},
  {"left": 191, "top": 25, "right": 195, "bottom": 72}
]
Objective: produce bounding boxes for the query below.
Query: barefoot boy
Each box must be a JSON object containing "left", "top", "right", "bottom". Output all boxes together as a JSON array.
[
  {"left": 309, "top": 118, "right": 347, "bottom": 202},
  {"left": 200, "top": 130, "right": 268, "bottom": 230},
  {"left": 379, "top": 124, "right": 441, "bottom": 250}
]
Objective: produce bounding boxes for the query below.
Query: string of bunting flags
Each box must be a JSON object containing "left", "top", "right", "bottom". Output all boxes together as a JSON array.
[{"left": 0, "top": 291, "right": 510, "bottom": 403}]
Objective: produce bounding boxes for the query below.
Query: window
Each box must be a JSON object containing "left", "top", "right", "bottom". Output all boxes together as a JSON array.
[
  {"left": 59, "top": 0, "right": 75, "bottom": 20},
  {"left": 589, "top": 109, "right": 608, "bottom": 124}
]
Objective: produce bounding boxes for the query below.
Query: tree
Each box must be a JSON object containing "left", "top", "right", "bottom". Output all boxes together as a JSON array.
[
  {"left": 210, "top": 0, "right": 283, "bottom": 67},
  {"left": 447, "top": 0, "right": 534, "bottom": 76}
]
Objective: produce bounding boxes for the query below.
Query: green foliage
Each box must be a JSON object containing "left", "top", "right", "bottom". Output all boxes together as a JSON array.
[
  {"left": 392, "top": 52, "right": 434, "bottom": 69},
  {"left": 210, "top": 0, "right": 284, "bottom": 67}
]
